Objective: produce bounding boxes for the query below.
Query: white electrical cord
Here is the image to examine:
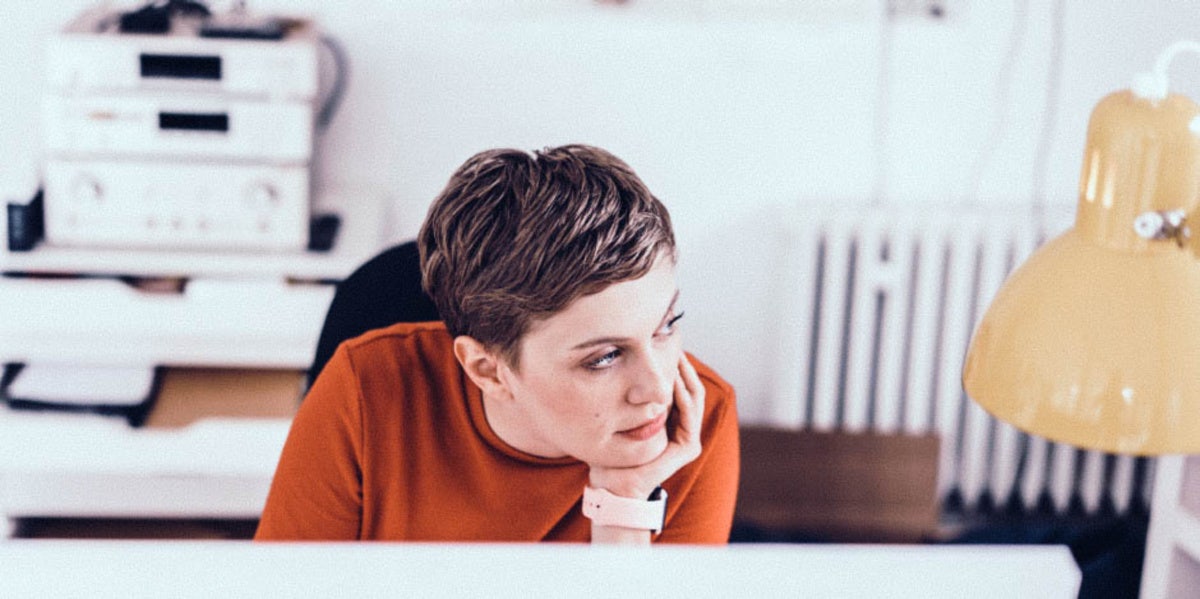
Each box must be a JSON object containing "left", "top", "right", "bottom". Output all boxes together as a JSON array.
[
  {"left": 965, "top": 0, "right": 1029, "bottom": 206},
  {"left": 1028, "top": 0, "right": 1065, "bottom": 235},
  {"left": 1131, "top": 40, "right": 1200, "bottom": 101},
  {"left": 870, "top": 6, "right": 895, "bottom": 207}
]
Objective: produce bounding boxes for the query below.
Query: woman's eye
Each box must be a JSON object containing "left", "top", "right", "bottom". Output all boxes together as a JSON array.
[
  {"left": 657, "top": 311, "right": 685, "bottom": 337},
  {"left": 587, "top": 349, "right": 621, "bottom": 370}
]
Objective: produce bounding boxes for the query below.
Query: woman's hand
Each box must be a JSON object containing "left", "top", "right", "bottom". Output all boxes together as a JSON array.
[{"left": 588, "top": 354, "right": 706, "bottom": 500}]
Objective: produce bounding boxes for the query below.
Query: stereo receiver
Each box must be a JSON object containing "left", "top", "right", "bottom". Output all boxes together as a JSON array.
[
  {"left": 44, "top": 159, "right": 309, "bottom": 251},
  {"left": 45, "top": 93, "right": 312, "bottom": 164},
  {"left": 46, "top": 6, "right": 319, "bottom": 102}
]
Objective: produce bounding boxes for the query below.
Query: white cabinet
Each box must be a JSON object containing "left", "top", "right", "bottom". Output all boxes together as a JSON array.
[{"left": 0, "top": 190, "right": 389, "bottom": 536}]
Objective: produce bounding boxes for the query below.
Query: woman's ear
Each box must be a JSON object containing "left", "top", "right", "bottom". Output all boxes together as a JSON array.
[{"left": 453, "top": 336, "right": 513, "bottom": 402}]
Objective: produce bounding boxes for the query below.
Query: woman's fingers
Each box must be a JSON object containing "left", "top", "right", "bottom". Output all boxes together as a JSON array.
[
  {"left": 661, "top": 355, "right": 702, "bottom": 464},
  {"left": 673, "top": 355, "right": 704, "bottom": 440}
]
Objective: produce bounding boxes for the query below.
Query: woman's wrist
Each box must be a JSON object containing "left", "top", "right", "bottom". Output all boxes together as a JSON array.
[
  {"left": 590, "top": 521, "right": 652, "bottom": 545},
  {"left": 587, "top": 469, "right": 660, "bottom": 500}
]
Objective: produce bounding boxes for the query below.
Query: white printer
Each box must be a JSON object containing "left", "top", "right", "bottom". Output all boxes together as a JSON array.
[{"left": 41, "top": 4, "right": 325, "bottom": 252}]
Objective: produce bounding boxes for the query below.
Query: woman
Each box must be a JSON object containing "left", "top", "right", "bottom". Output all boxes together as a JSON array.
[{"left": 256, "top": 144, "right": 739, "bottom": 544}]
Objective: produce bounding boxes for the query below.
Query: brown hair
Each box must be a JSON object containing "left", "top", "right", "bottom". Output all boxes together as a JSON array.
[{"left": 417, "top": 144, "right": 675, "bottom": 366}]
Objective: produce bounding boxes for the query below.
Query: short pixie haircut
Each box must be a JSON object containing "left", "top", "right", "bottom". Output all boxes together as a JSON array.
[{"left": 417, "top": 144, "right": 676, "bottom": 366}]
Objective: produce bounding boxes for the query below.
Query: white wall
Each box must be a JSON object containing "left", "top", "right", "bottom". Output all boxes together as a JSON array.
[{"left": 3, "top": 0, "right": 1199, "bottom": 420}]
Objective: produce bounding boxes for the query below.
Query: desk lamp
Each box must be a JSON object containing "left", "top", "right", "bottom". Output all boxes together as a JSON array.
[{"left": 963, "top": 41, "right": 1200, "bottom": 455}]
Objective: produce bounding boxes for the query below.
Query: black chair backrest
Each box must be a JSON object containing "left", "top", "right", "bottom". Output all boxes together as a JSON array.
[{"left": 308, "top": 241, "right": 440, "bottom": 386}]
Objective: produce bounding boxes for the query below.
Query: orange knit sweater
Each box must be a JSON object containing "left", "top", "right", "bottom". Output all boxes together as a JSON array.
[{"left": 255, "top": 321, "right": 739, "bottom": 543}]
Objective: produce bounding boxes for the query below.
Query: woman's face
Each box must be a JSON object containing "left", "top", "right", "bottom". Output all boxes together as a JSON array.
[{"left": 497, "top": 255, "right": 684, "bottom": 469}]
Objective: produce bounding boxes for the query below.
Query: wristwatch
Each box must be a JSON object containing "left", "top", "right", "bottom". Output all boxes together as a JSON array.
[{"left": 581, "top": 485, "right": 668, "bottom": 534}]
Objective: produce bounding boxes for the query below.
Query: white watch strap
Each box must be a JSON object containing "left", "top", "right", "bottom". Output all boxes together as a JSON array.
[{"left": 581, "top": 486, "right": 668, "bottom": 533}]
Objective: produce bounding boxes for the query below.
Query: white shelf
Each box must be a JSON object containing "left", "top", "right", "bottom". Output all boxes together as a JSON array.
[
  {"left": 0, "top": 188, "right": 393, "bottom": 369},
  {"left": 0, "top": 409, "right": 288, "bottom": 519},
  {"left": 0, "top": 276, "right": 334, "bottom": 368},
  {"left": 0, "top": 187, "right": 388, "bottom": 281}
]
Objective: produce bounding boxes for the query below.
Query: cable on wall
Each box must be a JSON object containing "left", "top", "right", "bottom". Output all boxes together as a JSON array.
[
  {"left": 871, "top": 5, "right": 896, "bottom": 207},
  {"left": 964, "top": 0, "right": 1030, "bottom": 206},
  {"left": 317, "top": 35, "right": 350, "bottom": 130},
  {"left": 1028, "top": 0, "right": 1066, "bottom": 235}
]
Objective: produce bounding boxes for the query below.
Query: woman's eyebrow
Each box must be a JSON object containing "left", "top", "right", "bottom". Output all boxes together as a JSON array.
[
  {"left": 569, "top": 289, "right": 680, "bottom": 352},
  {"left": 570, "top": 336, "right": 630, "bottom": 351}
]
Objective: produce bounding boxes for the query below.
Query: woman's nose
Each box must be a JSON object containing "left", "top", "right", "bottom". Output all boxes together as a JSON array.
[{"left": 628, "top": 352, "right": 674, "bottom": 406}]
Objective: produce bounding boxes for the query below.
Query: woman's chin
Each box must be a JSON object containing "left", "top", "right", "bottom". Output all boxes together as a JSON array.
[{"left": 604, "top": 434, "right": 669, "bottom": 468}]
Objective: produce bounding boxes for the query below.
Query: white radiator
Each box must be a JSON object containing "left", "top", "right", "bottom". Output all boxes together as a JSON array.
[{"left": 768, "top": 205, "right": 1154, "bottom": 517}]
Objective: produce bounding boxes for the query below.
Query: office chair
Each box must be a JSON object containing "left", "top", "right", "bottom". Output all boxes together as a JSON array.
[{"left": 308, "top": 240, "right": 440, "bottom": 387}]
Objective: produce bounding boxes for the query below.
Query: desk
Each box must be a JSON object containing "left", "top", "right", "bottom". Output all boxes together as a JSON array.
[{"left": 0, "top": 541, "right": 1080, "bottom": 598}]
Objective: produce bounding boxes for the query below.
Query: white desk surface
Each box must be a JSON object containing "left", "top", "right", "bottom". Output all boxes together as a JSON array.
[{"left": 0, "top": 541, "right": 1080, "bottom": 598}]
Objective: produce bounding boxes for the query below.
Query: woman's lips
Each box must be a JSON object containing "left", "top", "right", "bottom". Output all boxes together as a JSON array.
[{"left": 618, "top": 412, "right": 668, "bottom": 441}]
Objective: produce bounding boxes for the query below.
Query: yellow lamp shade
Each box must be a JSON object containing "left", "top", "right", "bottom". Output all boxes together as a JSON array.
[{"left": 963, "top": 90, "right": 1200, "bottom": 455}]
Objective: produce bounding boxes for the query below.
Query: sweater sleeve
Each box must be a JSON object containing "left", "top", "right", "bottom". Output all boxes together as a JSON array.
[
  {"left": 655, "top": 362, "right": 740, "bottom": 544},
  {"left": 255, "top": 345, "right": 365, "bottom": 540}
]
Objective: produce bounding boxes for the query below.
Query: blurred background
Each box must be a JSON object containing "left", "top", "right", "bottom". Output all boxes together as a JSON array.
[
  {"left": 3, "top": 2, "right": 1199, "bottom": 596},
  {"left": 4, "top": 0, "right": 1197, "bottom": 414}
]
